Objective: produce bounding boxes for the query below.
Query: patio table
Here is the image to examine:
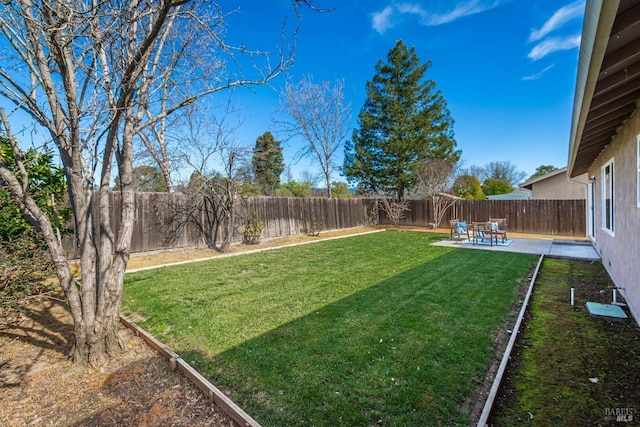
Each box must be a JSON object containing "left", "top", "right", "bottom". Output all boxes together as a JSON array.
[{"left": 471, "top": 222, "right": 497, "bottom": 246}]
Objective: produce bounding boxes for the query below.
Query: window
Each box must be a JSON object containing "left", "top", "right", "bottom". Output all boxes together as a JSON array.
[
  {"left": 588, "top": 176, "right": 595, "bottom": 240},
  {"left": 602, "top": 159, "right": 614, "bottom": 234},
  {"left": 637, "top": 135, "right": 640, "bottom": 207}
]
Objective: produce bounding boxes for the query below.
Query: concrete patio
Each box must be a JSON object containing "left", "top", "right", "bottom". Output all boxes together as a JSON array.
[{"left": 432, "top": 235, "right": 600, "bottom": 261}]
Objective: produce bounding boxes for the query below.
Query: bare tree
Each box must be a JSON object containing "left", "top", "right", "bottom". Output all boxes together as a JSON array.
[
  {"left": 299, "top": 169, "right": 320, "bottom": 188},
  {"left": 413, "top": 159, "right": 458, "bottom": 228},
  {"left": 180, "top": 100, "right": 251, "bottom": 253},
  {"left": 0, "top": 1, "right": 308, "bottom": 365},
  {"left": 186, "top": 146, "right": 251, "bottom": 253},
  {"left": 136, "top": 114, "right": 182, "bottom": 193},
  {"left": 373, "top": 193, "right": 411, "bottom": 228},
  {"left": 275, "top": 75, "right": 351, "bottom": 198},
  {"left": 132, "top": 12, "right": 232, "bottom": 193},
  {"left": 135, "top": 0, "right": 330, "bottom": 192},
  {"left": 478, "top": 161, "right": 527, "bottom": 186}
]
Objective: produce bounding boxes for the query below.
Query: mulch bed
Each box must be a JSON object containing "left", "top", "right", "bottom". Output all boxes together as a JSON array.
[{"left": 0, "top": 295, "right": 235, "bottom": 427}]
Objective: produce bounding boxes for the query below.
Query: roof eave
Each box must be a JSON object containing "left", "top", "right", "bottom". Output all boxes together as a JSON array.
[
  {"left": 519, "top": 167, "right": 568, "bottom": 189},
  {"left": 568, "top": 0, "right": 620, "bottom": 178}
]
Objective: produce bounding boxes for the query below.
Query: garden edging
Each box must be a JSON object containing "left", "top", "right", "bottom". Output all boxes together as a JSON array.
[
  {"left": 476, "top": 254, "right": 544, "bottom": 426},
  {"left": 119, "top": 315, "right": 260, "bottom": 427}
]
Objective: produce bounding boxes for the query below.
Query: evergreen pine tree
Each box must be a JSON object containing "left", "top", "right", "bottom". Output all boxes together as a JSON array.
[
  {"left": 344, "top": 40, "right": 460, "bottom": 199},
  {"left": 252, "top": 131, "right": 284, "bottom": 195}
]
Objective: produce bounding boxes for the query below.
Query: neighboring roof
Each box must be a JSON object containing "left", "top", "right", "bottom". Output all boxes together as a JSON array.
[
  {"left": 568, "top": 0, "right": 640, "bottom": 178},
  {"left": 519, "top": 167, "right": 568, "bottom": 190},
  {"left": 486, "top": 188, "right": 532, "bottom": 200}
]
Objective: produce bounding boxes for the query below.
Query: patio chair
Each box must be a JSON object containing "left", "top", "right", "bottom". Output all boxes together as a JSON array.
[
  {"left": 488, "top": 218, "right": 508, "bottom": 243},
  {"left": 449, "top": 219, "right": 470, "bottom": 240}
]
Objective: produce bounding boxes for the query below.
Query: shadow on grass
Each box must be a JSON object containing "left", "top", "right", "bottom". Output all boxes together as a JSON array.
[{"left": 176, "top": 249, "right": 536, "bottom": 426}]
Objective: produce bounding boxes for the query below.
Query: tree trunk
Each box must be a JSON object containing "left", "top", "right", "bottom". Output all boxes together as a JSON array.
[
  {"left": 220, "top": 239, "right": 230, "bottom": 253},
  {"left": 203, "top": 195, "right": 223, "bottom": 249},
  {"left": 0, "top": 165, "right": 122, "bottom": 366},
  {"left": 220, "top": 198, "right": 234, "bottom": 254},
  {"left": 325, "top": 172, "right": 332, "bottom": 198},
  {"left": 160, "top": 161, "right": 174, "bottom": 193},
  {"left": 1, "top": 0, "right": 302, "bottom": 369},
  {"left": 71, "top": 311, "right": 124, "bottom": 366}
]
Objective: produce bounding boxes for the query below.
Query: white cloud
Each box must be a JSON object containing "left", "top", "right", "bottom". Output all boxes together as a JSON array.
[
  {"left": 371, "top": 1, "right": 502, "bottom": 34},
  {"left": 527, "top": 35, "right": 581, "bottom": 61},
  {"left": 522, "top": 65, "right": 554, "bottom": 81},
  {"left": 529, "top": 0, "right": 585, "bottom": 42},
  {"left": 425, "top": 0, "right": 501, "bottom": 26},
  {"left": 372, "top": 6, "right": 396, "bottom": 34},
  {"left": 396, "top": 3, "right": 427, "bottom": 17}
]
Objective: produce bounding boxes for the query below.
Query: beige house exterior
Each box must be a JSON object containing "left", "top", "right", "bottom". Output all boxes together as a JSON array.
[
  {"left": 519, "top": 168, "right": 587, "bottom": 200},
  {"left": 568, "top": 0, "right": 640, "bottom": 322}
]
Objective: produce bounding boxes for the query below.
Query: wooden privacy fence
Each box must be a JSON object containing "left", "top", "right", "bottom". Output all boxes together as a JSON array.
[
  {"left": 62, "top": 193, "right": 377, "bottom": 258},
  {"left": 248, "top": 197, "right": 377, "bottom": 239},
  {"left": 378, "top": 199, "right": 586, "bottom": 237},
  {"left": 62, "top": 194, "right": 586, "bottom": 258}
]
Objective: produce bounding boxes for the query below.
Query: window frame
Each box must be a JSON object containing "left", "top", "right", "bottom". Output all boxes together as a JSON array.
[
  {"left": 587, "top": 176, "right": 595, "bottom": 240},
  {"left": 602, "top": 158, "right": 615, "bottom": 235},
  {"left": 637, "top": 134, "right": 640, "bottom": 208}
]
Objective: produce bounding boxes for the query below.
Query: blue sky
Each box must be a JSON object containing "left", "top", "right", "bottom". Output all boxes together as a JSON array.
[{"left": 224, "top": 0, "right": 585, "bottom": 184}]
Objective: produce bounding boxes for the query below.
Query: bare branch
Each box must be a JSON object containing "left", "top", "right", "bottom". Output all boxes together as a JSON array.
[
  {"left": 412, "top": 159, "right": 459, "bottom": 227},
  {"left": 275, "top": 75, "right": 351, "bottom": 198},
  {"left": 369, "top": 191, "right": 410, "bottom": 228},
  {"left": 293, "top": 0, "right": 335, "bottom": 15}
]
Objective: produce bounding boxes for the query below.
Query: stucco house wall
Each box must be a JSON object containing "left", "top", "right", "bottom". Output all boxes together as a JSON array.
[
  {"left": 530, "top": 172, "right": 587, "bottom": 199},
  {"left": 520, "top": 168, "right": 587, "bottom": 200},
  {"left": 589, "top": 109, "right": 640, "bottom": 322}
]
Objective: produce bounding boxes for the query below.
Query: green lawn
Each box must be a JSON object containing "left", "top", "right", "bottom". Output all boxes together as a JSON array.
[{"left": 122, "top": 231, "right": 536, "bottom": 426}]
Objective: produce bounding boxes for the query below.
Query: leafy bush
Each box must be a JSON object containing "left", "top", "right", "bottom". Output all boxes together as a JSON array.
[
  {"left": 243, "top": 215, "right": 264, "bottom": 245},
  {"left": 277, "top": 180, "right": 313, "bottom": 197},
  {"left": 0, "top": 138, "right": 70, "bottom": 324},
  {"left": 0, "top": 138, "right": 72, "bottom": 240},
  {"left": 0, "top": 229, "right": 56, "bottom": 325},
  {"left": 481, "top": 177, "right": 513, "bottom": 197},
  {"left": 331, "top": 181, "right": 352, "bottom": 198},
  {"left": 452, "top": 174, "right": 485, "bottom": 199}
]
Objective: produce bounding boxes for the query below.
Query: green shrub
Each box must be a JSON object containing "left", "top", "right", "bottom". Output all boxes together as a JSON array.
[
  {"left": 0, "top": 230, "right": 56, "bottom": 325},
  {"left": 0, "top": 138, "right": 71, "bottom": 240},
  {"left": 0, "top": 138, "right": 70, "bottom": 324},
  {"left": 243, "top": 215, "right": 263, "bottom": 245}
]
